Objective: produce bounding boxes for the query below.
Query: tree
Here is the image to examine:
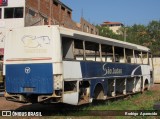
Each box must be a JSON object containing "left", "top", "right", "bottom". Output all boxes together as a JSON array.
[
  {"left": 96, "top": 25, "right": 123, "bottom": 40},
  {"left": 96, "top": 20, "right": 160, "bottom": 56},
  {"left": 147, "top": 20, "right": 160, "bottom": 56}
]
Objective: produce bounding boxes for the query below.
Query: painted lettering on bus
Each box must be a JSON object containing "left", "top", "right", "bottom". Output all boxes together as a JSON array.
[{"left": 103, "top": 63, "right": 123, "bottom": 76}]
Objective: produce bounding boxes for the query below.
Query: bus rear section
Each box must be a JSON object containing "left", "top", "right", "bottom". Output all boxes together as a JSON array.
[{"left": 4, "top": 26, "right": 63, "bottom": 103}]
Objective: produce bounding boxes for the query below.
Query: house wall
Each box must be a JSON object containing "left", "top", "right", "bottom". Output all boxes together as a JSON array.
[{"left": 153, "top": 58, "right": 160, "bottom": 83}]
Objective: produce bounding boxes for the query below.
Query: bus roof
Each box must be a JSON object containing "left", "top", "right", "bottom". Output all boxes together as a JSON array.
[{"left": 59, "top": 26, "right": 150, "bottom": 52}]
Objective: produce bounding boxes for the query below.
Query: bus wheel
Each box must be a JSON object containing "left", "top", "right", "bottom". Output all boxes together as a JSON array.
[
  {"left": 94, "top": 84, "right": 104, "bottom": 100},
  {"left": 144, "top": 79, "right": 149, "bottom": 91}
]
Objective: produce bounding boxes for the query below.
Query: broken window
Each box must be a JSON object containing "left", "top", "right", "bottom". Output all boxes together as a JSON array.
[
  {"left": 85, "top": 41, "right": 100, "bottom": 61},
  {"left": 101, "top": 44, "right": 114, "bottom": 62},
  {"left": 62, "top": 37, "right": 74, "bottom": 60},
  {"left": 74, "top": 39, "right": 84, "bottom": 60},
  {"left": 135, "top": 50, "right": 142, "bottom": 64}
]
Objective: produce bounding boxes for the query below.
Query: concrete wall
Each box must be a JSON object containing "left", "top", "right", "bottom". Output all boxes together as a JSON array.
[
  {"left": 0, "top": 0, "right": 25, "bottom": 28},
  {"left": 80, "top": 18, "right": 99, "bottom": 35},
  {"left": 153, "top": 57, "right": 160, "bottom": 83}
]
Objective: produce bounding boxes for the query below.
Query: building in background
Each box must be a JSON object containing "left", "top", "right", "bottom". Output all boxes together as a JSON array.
[
  {"left": 80, "top": 17, "right": 99, "bottom": 35},
  {"left": 101, "top": 21, "right": 124, "bottom": 34},
  {"left": 25, "top": 0, "right": 98, "bottom": 34},
  {"left": 0, "top": 0, "right": 99, "bottom": 52},
  {"left": 26, "top": 0, "right": 80, "bottom": 30}
]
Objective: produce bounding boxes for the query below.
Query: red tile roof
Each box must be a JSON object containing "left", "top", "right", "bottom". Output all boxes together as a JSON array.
[{"left": 102, "top": 21, "right": 123, "bottom": 25}]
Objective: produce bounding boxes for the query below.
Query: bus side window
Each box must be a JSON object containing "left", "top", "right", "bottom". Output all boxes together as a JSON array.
[
  {"left": 74, "top": 39, "right": 84, "bottom": 60},
  {"left": 62, "top": 37, "right": 74, "bottom": 60},
  {"left": 85, "top": 41, "right": 99, "bottom": 62},
  {"left": 125, "top": 48, "right": 134, "bottom": 63},
  {"left": 142, "top": 52, "right": 148, "bottom": 64},
  {"left": 135, "top": 50, "right": 142, "bottom": 64},
  {"left": 114, "top": 46, "right": 124, "bottom": 63},
  {"left": 101, "top": 44, "right": 113, "bottom": 62}
]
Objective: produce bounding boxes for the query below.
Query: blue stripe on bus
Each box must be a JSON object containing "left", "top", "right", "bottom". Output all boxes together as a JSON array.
[
  {"left": 80, "top": 61, "right": 142, "bottom": 97},
  {"left": 6, "top": 63, "right": 53, "bottom": 94},
  {"left": 80, "top": 62, "right": 141, "bottom": 78}
]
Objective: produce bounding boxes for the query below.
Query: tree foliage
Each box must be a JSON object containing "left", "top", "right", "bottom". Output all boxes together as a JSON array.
[{"left": 96, "top": 20, "right": 160, "bottom": 56}]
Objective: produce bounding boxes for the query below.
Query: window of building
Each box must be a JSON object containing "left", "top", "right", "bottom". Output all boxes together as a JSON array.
[
  {"left": 29, "top": 9, "right": 36, "bottom": 16},
  {"left": 67, "top": 11, "right": 71, "bottom": 18},
  {"left": 91, "top": 28, "right": 94, "bottom": 34},
  {"left": 86, "top": 26, "right": 89, "bottom": 33},
  {"left": 4, "top": 7, "right": 23, "bottom": 19},
  {"left": 53, "top": 1, "right": 58, "bottom": 6},
  {"left": 0, "top": 8, "right": 1, "bottom": 19},
  {"left": 61, "top": 6, "right": 65, "bottom": 11}
]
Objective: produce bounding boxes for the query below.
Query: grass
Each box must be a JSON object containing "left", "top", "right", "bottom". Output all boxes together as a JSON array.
[
  {"left": 6, "top": 88, "right": 159, "bottom": 119},
  {"left": 44, "top": 90, "right": 160, "bottom": 119},
  {"left": 81, "top": 91, "right": 157, "bottom": 111}
]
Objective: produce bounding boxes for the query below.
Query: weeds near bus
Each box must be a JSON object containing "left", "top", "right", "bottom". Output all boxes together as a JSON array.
[
  {"left": 40, "top": 87, "right": 160, "bottom": 119},
  {"left": 75, "top": 91, "right": 155, "bottom": 112},
  {"left": 47, "top": 88, "right": 160, "bottom": 118}
]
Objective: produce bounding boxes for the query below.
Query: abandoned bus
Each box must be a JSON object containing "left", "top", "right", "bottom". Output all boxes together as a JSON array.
[{"left": 4, "top": 25, "right": 153, "bottom": 105}]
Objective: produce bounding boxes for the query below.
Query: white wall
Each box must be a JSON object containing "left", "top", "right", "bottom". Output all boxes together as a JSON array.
[
  {"left": 0, "top": 0, "right": 25, "bottom": 49},
  {"left": 0, "top": 0, "right": 25, "bottom": 28},
  {"left": 153, "top": 58, "right": 160, "bottom": 83}
]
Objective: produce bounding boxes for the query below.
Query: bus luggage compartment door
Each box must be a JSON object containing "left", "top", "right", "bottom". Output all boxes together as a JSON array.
[
  {"left": 6, "top": 63, "right": 53, "bottom": 94},
  {"left": 63, "top": 81, "right": 79, "bottom": 105}
]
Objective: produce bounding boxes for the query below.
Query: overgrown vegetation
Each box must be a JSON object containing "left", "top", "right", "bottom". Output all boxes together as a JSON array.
[
  {"left": 96, "top": 20, "right": 160, "bottom": 56},
  {"left": 42, "top": 87, "right": 160, "bottom": 119}
]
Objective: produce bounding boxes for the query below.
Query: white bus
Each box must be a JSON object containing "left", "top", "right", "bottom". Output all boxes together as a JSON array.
[{"left": 4, "top": 25, "right": 153, "bottom": 105}]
